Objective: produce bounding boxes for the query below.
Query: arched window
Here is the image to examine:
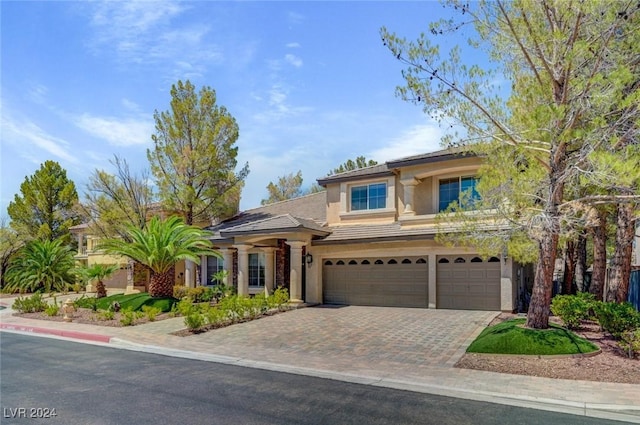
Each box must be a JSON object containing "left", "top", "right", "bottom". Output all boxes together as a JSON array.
[
  {"left": 336, "top": 260, "right": 345, "bottom": 265},
  {"left": 471, "top": 257, "right": 483, "bottom": 263},
  {"left": 438, "top": 258, "right": 449, "bottom": 263},
  {"left": 454, "top": 257, "right": 466, "bottom": 263},
  {"left": 416, "top": 258, "right": 426, "bottom": 264},
  {"left": 488, "top": 257, "right": 500, "bottom": 263},
  {"left": 388, "top": 259, "right": 397, "bottom": 264},
  {"left": 361, "top": 259, "right": 370, "bottom": 265},
  {"left": 401, "top": 259, "right": 412, "bottom": 264},
  {"left": 324, "top": 260, "right": 333, "bottom": 266},
  {"left": 374, "top": 259, "right": 384, "bottom": 265},
  {"left": 348, "top": 260, "right": 358, "bottom": 265}
]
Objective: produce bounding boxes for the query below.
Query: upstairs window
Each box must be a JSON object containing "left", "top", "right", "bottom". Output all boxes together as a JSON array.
[
  {"left": 351, "top": 183, "right": 386, "bottom": 211},
  {"left": 438, "top": 176, "right": 480, "bottom": 212}
]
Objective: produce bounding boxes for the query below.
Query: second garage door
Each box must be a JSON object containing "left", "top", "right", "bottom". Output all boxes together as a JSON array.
[
  {"left": 323, "top": 257, "right": 428, "bottom": 308},
  {"left": 436, "top": 255, "right": 501, "bottom": 310}
]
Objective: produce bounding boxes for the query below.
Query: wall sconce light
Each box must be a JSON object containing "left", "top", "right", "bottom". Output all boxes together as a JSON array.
[{"left": 305, "top": 253, "right": 313, "bottom": 264}]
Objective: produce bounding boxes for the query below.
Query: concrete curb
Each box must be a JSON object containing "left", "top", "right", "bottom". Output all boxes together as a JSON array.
[{"left": 0, "top": 323, "right": 112, "bottom": 343}]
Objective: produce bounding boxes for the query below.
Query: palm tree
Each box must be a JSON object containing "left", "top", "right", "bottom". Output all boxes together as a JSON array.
[
  {"left": 78, "top": 264, "right": 119, "bottom": 298},
  {"left": 99, "top": 216, "right": 217, "bottom": 298},
  {"left": 4, "top": 239, "right": 76, "bottom": 293}
]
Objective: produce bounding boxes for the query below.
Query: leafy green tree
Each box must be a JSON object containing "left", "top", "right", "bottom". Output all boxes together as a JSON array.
[
  {"left": 382, "top": 1, "right": 639, "bottom": 328},
  {"left": 329, "top": 156, "right": 378, "bottom": 175},
  {"left": 4, "top": 239, "right": 76, "bottom": 293},
  {"left": 78, "top": 263, "right": 119, "bottom": 298},
  {"left": 99, "top": 216, "right": 217, "bottom": 298},
  {"left": 261, "top": 171, "right": 304, "bottom": 205},
  {"left": 79, "top": 155, "right": 155, "bottom": 241},
  {"left": 148, "top": 80, "right": 249, "bottom": 226},
  {"left": 8, "top": 161, "right": 80, "bottom": 244},
  {"left": 0, "top": 217, "right": 25, "bottom": 289}
]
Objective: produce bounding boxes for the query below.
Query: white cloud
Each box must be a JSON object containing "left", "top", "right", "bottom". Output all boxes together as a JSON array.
[
  {"left": 74, "top": 114, "right": 153, "bottom": 147},
  {"left": 286, "top": 42, "right": 301, "bottom": 48},
  {"left": 1, "top": 115, "right": 79, "bottom": 164},
  {"left": 287, "top": 11, "right": 305, "bottom": 25},
  {"left": 284, "top": 54, "right": 303, "bottom": 68},
  {"left": 368, "top": 123, "right": 445, "bottom": 162}
]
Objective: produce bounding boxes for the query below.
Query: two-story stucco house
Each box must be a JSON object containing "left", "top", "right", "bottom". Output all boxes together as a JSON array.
[{"left": 202, "top": 148, "right": 533, "bottom": 312}]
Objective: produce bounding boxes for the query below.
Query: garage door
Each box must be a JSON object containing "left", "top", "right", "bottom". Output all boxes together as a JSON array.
[
  {"left": 323, "top": 257, "right": 428, "bottom": 308},
  {"left": 436, "top": 255, "right": 501, "bottom": 310}
]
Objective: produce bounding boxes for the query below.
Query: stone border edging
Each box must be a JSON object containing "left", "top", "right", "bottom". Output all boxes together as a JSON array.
[{"left": 465, "top": 348, "right": 602, "bottom": 360}]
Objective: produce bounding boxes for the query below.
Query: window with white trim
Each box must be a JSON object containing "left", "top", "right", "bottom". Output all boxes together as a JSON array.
[
  {"left": 205, "top": 256, "right": 224, "bottom": 286},
  {"left": 248, "top": 253, "right": 265, "bottom": 287},
  {"left": 438, "top": 176, "right": 480, "bottom": 212},
  {"left": 351, "top": 182, "right": 386, "bottom": 211}
]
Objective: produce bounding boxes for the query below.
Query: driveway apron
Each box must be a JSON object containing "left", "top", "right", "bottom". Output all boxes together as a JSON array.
[{"left": 119, "top": 306, "right": 498, "bottom": 377}]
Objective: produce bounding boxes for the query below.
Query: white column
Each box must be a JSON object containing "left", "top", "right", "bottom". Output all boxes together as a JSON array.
[
  {"left": 219, "top": 248, "right": 235, "bottom": 286},
  {"left": 233, "top": 244, "right": 252, "bottom": 296},
  {"left": 262, "top": 247, "right": 276, "bottom": 295},
  {"left": 286, "top": 241, "right": 305, "bottom": 303},
  {"left": 401, "top": 178, "right": 418, "bottom": 215},
  {"left": 501, "top": 256, "right": 514, "bottom": 312},
  {"left": 184, "top": 260, "right": 196, "bottom": 288}
]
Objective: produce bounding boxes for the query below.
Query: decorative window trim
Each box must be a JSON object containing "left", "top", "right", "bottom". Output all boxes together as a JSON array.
[{"left": 339, "top": 177, "right": 395, "bottom": 217}]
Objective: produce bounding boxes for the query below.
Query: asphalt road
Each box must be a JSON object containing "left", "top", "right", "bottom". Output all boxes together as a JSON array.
[{"left": 0, "top": 332, "right": 627, "bottom": 425}]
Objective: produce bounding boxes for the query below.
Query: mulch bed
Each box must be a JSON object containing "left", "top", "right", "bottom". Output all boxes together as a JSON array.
[
  {"left": 14, "top": 308, "right": 173, "bottom": 327},
  {"left": 455, "top": 313, "right": 640, "bottom": 384}
]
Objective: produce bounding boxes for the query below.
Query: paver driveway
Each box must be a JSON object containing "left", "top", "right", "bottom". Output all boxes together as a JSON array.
[{"left": 148, "top": 306, "right": 499, "bottom": 374}]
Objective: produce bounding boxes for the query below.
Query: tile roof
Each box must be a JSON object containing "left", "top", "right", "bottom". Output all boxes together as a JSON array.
[
  {"left": 312, "top": 223, "right": 436, "bottom": 245},
  {"left": 316, "top": 148, "right": 476, "bottom": 186},
  {"left": 221, "top": 214, "right": 330, "bottom": 236},
  {"left": 205, "top": 191, "right": 327, "bottom": 242}
]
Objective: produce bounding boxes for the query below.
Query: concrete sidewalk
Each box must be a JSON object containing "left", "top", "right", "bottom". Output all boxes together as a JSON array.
[{"left": 1, "top": 297, "right": 639, "bottom": 423}]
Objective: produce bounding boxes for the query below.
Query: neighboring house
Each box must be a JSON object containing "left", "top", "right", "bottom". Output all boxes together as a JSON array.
[
  {"left": 70, "top": 223, "right": 130, "bottom": 291},
  {"left": 203, "top": 148, "right": 533, "bottom": 312}
]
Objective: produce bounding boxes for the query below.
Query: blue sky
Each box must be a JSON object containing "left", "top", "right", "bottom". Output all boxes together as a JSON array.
[{"left": 1, "top": 1, "right": 482, "bottom": 214}]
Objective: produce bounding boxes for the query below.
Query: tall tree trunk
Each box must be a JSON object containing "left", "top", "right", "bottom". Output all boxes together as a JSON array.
[
  {"left": 606, "top": 204, "right": 634, "bottom": 303},
  {"left": 574, "top": 234, "right": 587, "bottom": 293},
  {"left": 526, "top": 231, "right": 559, "bottom": 329},
  {"left": 149, "top": 269, "right": 175, "bottom": 298},
  {"left": 590, "top": 209, "right": 608, "bottom": 301},
  {"left": 563, "top": 240, "right": 576, "bottom": 295}
]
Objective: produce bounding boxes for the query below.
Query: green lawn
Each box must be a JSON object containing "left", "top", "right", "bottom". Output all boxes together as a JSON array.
[
  {"left": 467, "top": 318, "right": 599, "bottom": 355},
  {"left": 76, "top": 293, "right": 177, "bottom": 312}
]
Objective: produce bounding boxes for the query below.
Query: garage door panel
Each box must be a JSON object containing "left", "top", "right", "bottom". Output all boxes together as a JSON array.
[
  {"left": 436, "top": 255, "right": 501, "bottom": 311},
  {"left": 323, "top": 257, "right": 428, "bottom": 308}
]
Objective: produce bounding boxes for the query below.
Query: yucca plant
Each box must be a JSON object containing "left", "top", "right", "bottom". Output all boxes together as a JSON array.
[
  {"left": 99, "top": 216, "right": 218, "bottom": 298},
  {"left": 4, "top": 239, "right": 76, "bottom": 293}
]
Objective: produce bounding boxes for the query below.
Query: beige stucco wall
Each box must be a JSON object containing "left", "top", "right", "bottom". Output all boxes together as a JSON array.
[{"left": 413, "top": 177, "right": 433, "bottom": 215}]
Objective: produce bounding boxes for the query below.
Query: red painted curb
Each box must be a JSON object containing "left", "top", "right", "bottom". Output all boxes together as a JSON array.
[{"left": 0, "top": 323, "right": 112, "bottom": 343}]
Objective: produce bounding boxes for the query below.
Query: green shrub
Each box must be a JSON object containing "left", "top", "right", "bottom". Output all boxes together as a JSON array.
[
  {"left": 269, "top": 287, "right": 290, "bottom": 311},
  {"left": 184, "top": 312, "right": 204, "bottom": 330},
  {"left": 98, "top": 310, "right": 115, "bottom": 321},
  {"left": 177, "top": 299, "right": 197, "bottom": 316},
  {"left": 141, "top": 305, "right": 161, "bottom": 321},
  {"left": 619, "top": 329, "right": 640, "bottom": 359},
  {"left": 211, "top": 281, "right": 234, "bottom": 302},
  {"left": 12, "top": 293, "right": 48, "bottom": 313},
  {"left": 203, "top": 306, "right": 227, "bottom": 325},
  {"left": 120, "top": 309, "right": 137, "bottom": 326},
  {"left": 593, "top": 301, "right": 640, "bottom": 337},
  {"left": 44, "top": 303, "right": 59, "bottom": 316},
  {"left": 173, "top": 284, "right": 188, "bottom": 300},
  {"left": 550, "top": 292, "right": 595, "bottom": 329},
  {"left": 249, "top": 294, "right": 268, "bottom": 319}
]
